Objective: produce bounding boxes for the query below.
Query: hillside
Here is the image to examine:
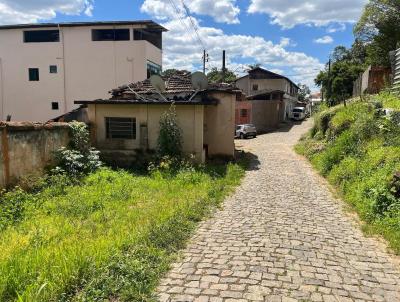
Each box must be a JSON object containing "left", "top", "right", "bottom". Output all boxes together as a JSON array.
[{"left": 296, "top": 93, "right": 400, "bottom": 252}]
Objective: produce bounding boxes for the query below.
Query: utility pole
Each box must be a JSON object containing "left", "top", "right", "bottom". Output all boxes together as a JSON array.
[
  {"left": 222, "top": 50, "right": 226, "bottom": 83},
  {"left": 203, "top": 49, "right": 206, "bottom": 74},
  {"left": 327, "top": 58, "right": 331, "bottom": 106}
]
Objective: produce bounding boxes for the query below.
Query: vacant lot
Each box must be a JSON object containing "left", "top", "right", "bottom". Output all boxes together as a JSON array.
[{"left": 0, "top": 162, "right": 245, "bottom": 301}]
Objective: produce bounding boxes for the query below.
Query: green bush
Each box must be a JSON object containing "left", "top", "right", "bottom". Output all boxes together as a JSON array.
[
  {"left": 157, "top": 105, "right": 183, "bottom": 158},
  {"left": 54, "top": 122, "right": 101, "bottom": 177}
]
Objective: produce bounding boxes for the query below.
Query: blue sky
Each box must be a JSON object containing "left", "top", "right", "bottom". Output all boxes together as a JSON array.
[{"left": 0, "top": 0, "right": 367, "bottom": 89}]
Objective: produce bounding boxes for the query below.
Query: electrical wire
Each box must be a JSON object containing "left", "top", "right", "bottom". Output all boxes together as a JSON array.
[
  {"left": 179, "top": 0, "right": 206, "bottom": 50},
  {"left": 167, "top": 0, "right": 204, "bottom": 54}
]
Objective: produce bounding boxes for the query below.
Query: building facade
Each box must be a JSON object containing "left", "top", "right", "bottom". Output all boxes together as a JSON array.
[
  {"left": 0, "top": 21, "right": 166, "bottom": 122},
  {"left": 76, "top": 72, "right": 238, "bottom": 165},
  {"left": 235, "top": 68, "right": 299, "bottom": 121}
]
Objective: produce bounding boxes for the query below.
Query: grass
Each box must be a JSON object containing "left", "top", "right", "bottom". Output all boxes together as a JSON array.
[
  {"left": 295, "top": 93, "right": 400, "bottom": 253},
  {"left": 0, "top": 159, "right": 246, "bottom": 301}
]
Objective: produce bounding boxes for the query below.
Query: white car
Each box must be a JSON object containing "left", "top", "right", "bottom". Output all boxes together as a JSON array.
[
  {"left": 292, "top": 107, "right": 306, "bottom": 121},
  {"left": 235, "top": 124, "right": 257, "bottom": 139}
]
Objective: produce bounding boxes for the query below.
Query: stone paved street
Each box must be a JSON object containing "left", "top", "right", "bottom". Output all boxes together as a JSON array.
[{"left": 157, "top": 120, "right": 400, "bottom": 302}]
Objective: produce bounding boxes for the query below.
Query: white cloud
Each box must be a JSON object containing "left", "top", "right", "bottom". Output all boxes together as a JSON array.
[
  {"left": 141, "top": 0, "right": 240, "bottom": 24},
  {"left": 314, "top": 35, "right": 334, "bottom": 44},
  {"left": 326, "top": 23, "right": 346, "bottom": 33},
  {"left": 314, "top": 36, "right": 333, "bottom": 44},
  {"left": 247, "top": 0, "right": 367, "bottom": 29},
  {"left": 159, "top": 16, "right": 324, "bottom": 88},
  {"left": 0, "top": 0, "right": 94, "bottom": 24}
]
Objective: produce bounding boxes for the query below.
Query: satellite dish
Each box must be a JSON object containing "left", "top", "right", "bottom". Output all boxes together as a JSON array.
[
  {"left": 150, "top": 75, "right": 166, "bottom": 93},
  {"left": 191, "top": 72, "right": 208, "bottom": 90}
]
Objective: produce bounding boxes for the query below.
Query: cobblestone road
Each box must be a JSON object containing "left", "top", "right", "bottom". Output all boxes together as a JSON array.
[{"left": 157, "top": 120, "right": 400, "bottom": 302}]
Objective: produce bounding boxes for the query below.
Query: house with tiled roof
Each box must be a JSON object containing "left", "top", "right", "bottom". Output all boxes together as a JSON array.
[
  {"left": 75, "top": 71, "right": 241, "bottom": 165},
  {"left": 235, "top": 67, "right": 299, "bottom": 127}
]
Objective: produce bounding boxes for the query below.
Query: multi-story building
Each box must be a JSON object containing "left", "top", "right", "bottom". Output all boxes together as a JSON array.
[
  {"left": 0, "top": 21, "right": 166, "bottom": 121},
  {"left": 235, "top": 67, "right": 299, "bottom": 120}
]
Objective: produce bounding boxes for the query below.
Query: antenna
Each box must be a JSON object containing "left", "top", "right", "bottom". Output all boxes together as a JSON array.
[
  {"left": 150, "top": 75, "right": 168, "bottom": 102},
  {"left": 150, "top": 75, "right": 166, "bottom": 93},
  {"left": 191, "top": 72, "right": 208, "bottom": 90},
  {"left": 188, "top": 72, "right": 209, "bottom": 102}
]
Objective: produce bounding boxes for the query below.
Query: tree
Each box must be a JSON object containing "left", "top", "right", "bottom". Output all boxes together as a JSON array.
[
  {"left": 207, "top": 67, "right": 237, "bottom": 83},
  {"left": 247, "top": 63, "right": 261, "bottom": 70},
  {"left": 315, "top": 61, "right": 364, "bottom": 105},
  {"left": 157, "top": 104, "right": 183, "bottom": 158},
  {"left": 161, "top": 69, "right": 189, "bottom": 77},
  {"left": 331, "top": 46, "right": 351, "bottom": 63},
  {"left": 297, "top": 84, "right": 311, "bottom": 102},
  {"left": 354, "top": 0, "right": 400, "bottom": 66}
]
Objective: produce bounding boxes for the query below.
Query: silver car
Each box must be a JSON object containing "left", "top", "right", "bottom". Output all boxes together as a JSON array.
[{"left": 235, "top": 124, "right": 257, "bottom": 139}]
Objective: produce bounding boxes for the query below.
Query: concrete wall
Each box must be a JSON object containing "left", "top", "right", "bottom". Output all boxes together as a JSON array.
[
  {"left": 88, "top": 103, "right": 205, "bottom": 164},
  {"left": 0, "top": 122, "right": 70, "bottom": 188},
  {"left": 251, "top": 100, "right": 282, "bottom": 133},
  {"left": 235, "top": 100, "right": 252, "bottom": 125},
  {"left": 236, "top": 77, "right": 296, "bottom": 97},
  {"left": 204, "top": 92, "right": 235, "bottom": 158},
  {"left": 87, "top": 93, "right": 236, "bottom": 164},
  {"left": 353, "top": 66, "right": 392, "bottom": 97},
  {"left": 0, "top": 25, "right": 162, "bottom": 122}
]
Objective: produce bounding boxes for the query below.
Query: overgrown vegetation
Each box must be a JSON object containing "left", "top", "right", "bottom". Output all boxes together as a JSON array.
[
  {"left": 53, "top": 122, "right": 102, "bottom": 177},
  {"left": 156, "top": 104, "right": 183, "bottom": 158},
  {"left": 0, "top": 154, "right": 246, "bottom": 301},
  {"left": 296, "top": 93, "right": 400, "bottom": 252}
]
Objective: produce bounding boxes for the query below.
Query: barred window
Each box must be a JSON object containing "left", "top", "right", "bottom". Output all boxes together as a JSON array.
[
  {"left": 240, "top": 109, "right": 248, "bottom": 118},
  {"left": 105, "top": 117, "right": 136, "bottom": 139}
]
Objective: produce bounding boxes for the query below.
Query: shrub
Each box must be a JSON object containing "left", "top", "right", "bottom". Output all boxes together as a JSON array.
[
  {"left": 53, "top": 122, "right": 101, "bottom": 177},
  {"left": 296, "top": 92, "right": 400, "bottom": 252},
  {"left": 313, "top": 106, "right": 340, "bottom": 136},
  {"left": 157, "top": 104, "right": 183, "bottom": 158},
  {"left": 0, "top": 188, "right": 31, "bottom": 230}
]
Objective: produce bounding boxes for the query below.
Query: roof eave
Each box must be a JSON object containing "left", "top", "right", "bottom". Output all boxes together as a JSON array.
[{"left": 0, "top": 20, "right": 168, "bottom": 31}]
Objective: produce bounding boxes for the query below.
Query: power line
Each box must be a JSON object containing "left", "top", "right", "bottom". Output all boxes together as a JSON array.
[
  {"left": 179, "top": 0, "right": 206, "bottom": 50},
  {"left": 167, "top": 0, "right": 201, "bottom": 52}
]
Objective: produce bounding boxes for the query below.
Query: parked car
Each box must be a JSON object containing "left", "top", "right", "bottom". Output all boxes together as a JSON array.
[
  {"left": 292, "top": 107, "right": 306, "bottom": 121},
  {"left": 235, "top": 124, "right": 257, "bottom": 139}
]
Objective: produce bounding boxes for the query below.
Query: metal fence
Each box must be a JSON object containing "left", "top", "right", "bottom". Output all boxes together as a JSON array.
[{"left": 394, "top": 48, "right": 400, "bottom": 93}]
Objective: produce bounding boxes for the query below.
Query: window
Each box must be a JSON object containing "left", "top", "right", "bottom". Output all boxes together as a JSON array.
[
  {"left": 147, "top": 60, "right": 162, "bottom": 78},
  {"left": 24, "top": 30, "right": 60, "bottom": 43},
  {"left": 52, "top": 102, "right": 59, "bottom": 110},
  {"left": 29, "top": 68, "right": 39, "bottom": 81},
  {"left": 92, "top": 29, "right": 130, "bottom": 41},
  {"left": 240, "top": 109, "right": 248, "bottom": 118},
  {"left": 49, "top": 65, "right": 57, "bottom": 74},
  {"left": 105, "top": 117, "right": 136, "bottom": 139},
  {"left": 252, "top": 84, "right": 258, "bottom": 91},
  {"left": 134, "top": 29, "right": 162, "bottom": 49}
]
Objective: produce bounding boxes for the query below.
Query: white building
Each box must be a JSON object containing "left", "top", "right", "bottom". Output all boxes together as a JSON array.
[
  {"left": 235, "top": 67, "right": 299, "bottom": 121},
  {"left": 0, "top": 21, "right": 166, "bottom": 122}
]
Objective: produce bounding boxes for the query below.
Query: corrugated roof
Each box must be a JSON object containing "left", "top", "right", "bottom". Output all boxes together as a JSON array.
[{"left": 246, "top": 89, "right": 285, "bottom": 100}]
